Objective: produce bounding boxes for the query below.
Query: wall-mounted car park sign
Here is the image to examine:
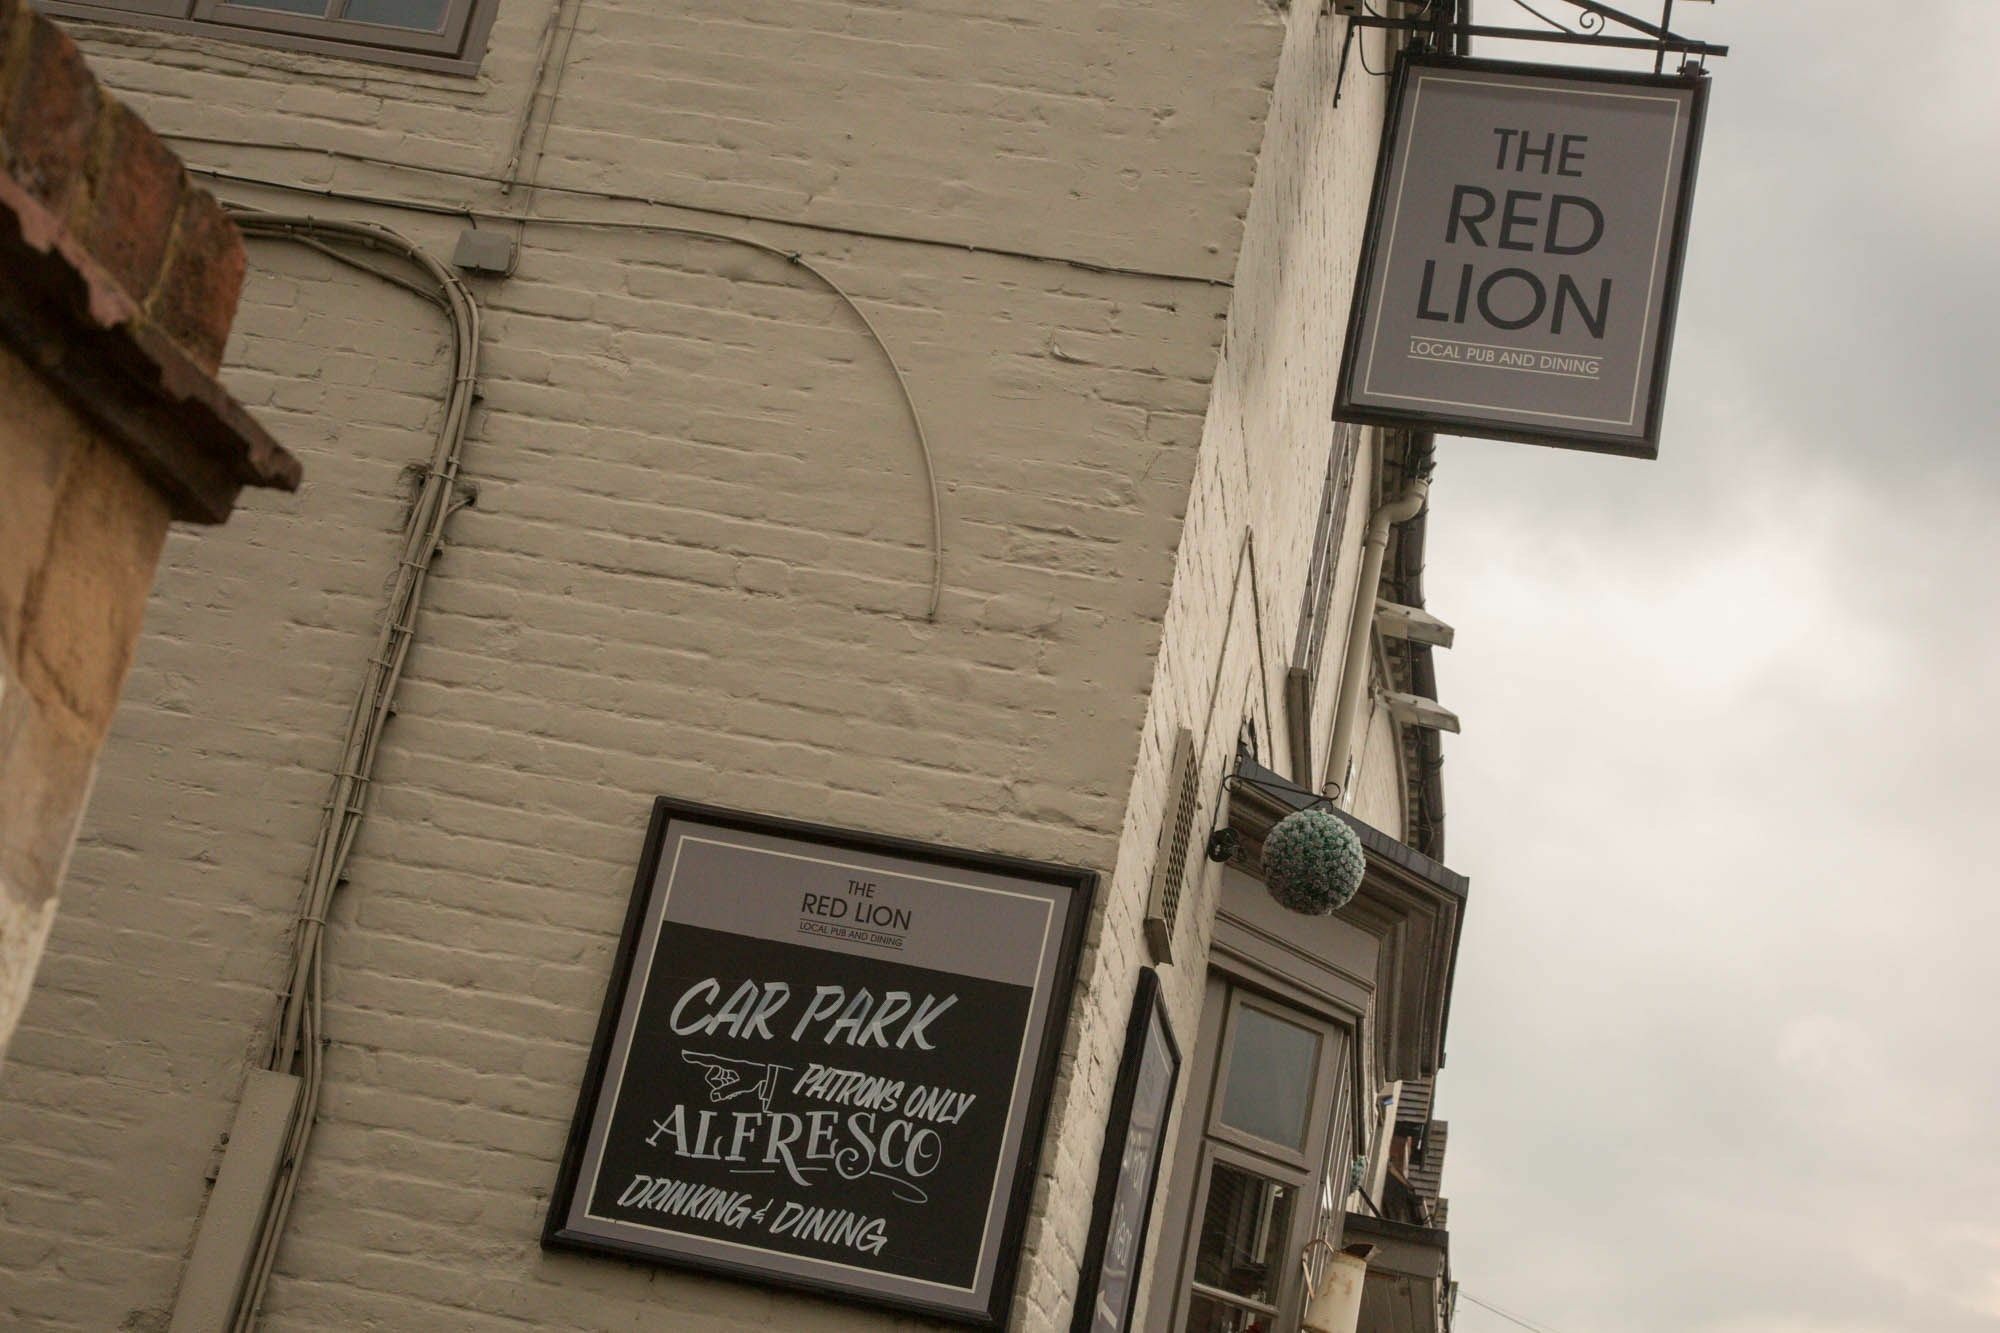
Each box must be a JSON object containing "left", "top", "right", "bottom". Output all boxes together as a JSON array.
[
  {"left": 545, "top": 798, "right": 1093, "bottom": 1326},
  {"left": 1337, "top": 54, "right": 1709, "bottom": 458}
]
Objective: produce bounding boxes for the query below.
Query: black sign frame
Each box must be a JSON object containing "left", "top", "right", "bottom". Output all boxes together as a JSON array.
[
  {"left": 1335, "top": 52, "right": 1711, "bottom": 459},
  {"left": 543, "top": 796, "right": 1095, "bottom": 1327},
  {"left": 1071, "top": 968, "right": 1181, "bottom": 1333}
]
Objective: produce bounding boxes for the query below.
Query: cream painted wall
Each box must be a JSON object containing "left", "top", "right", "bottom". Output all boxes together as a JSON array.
[
  {"left": 1093, "top": 2, "right": 1409, "bottom": 1326},
  {"left": 0, "top": 1, "right": 1417, "bottom": 1328}
]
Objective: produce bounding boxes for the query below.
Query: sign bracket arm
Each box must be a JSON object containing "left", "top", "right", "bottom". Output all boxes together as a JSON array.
[
  {"left": 1342, "top": 0, "right": 1727, "bottom": 63},
  {"left": 1333, "top": 19, "right": 1357, "bottom": 108}
]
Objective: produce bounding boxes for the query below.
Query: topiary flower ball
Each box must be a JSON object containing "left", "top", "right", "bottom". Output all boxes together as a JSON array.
[{"left": 1261, "top": 808, "right": 1366, "bottom": 915}]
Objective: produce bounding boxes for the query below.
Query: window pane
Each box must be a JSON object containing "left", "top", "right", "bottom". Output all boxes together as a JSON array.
[
  {"left": 1185, "top": 1293, "right": 1279, "bottom": 1333},
  {"left": 1192, "top": 1162, "right": 1295, "bottom": 1307},
  {"left": 340, "top": 0, "right": 447, "bottom": 30},
  {"left": 1218, "top": 1006, "right": 1319, "bottom": 1149},
  {"left": 229, "top": 0, "right": 331, "bottom": 14}
]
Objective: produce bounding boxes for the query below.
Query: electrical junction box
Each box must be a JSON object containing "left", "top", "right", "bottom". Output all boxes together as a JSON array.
[{"left": 452, "top": 227, "right": 514, "bottom": 275}]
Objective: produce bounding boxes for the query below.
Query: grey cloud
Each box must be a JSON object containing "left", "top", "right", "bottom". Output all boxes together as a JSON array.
[{"left": 1427, "top": 7, "right": 2000, "bottom": 1331}]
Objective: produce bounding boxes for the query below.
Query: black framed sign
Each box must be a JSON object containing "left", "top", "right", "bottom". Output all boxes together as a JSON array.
[
  {"left": 1336, "top": 53, "right": 1710, "bottom": 458},
  {"left": 1071, "top": 968, "right": 1181, "bottom": 1333},
  {"left": 545, "top": 797, "right": 1094, "bottom": 1327}
]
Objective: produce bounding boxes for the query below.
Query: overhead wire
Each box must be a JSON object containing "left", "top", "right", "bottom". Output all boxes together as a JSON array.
[
  {"left": 1461, "top": 1290, "right": 1573, "bottom": 1333},
  {"left": 189, "top": 159, "right": 948, "bottom": 620},
  {"left": 160, "top": 130, "right": 1232, "bottom": 287}
]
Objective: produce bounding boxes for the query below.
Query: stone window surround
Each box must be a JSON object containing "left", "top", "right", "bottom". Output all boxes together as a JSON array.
[{"left": 38, "top": 0, "right": 498, "bottom": 74}]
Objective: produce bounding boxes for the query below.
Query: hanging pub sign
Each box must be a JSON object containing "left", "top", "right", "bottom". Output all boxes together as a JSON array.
[
  {"left": 1336, "top": 54, "right": 1710, "bottom": 458},
  {"left": 545, "top": 798, "right": 1094, "bottom": 1327},
  {"left": 1071, "top": 968, "right": 1181, "bottom": 1333}
]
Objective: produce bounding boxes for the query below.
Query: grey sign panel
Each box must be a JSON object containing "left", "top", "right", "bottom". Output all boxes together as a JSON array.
[
  {"left": 1072, "top": 968, "right": 1180, "bottom": 1333},
  {"left": 544, "top": 798, "right": 1093, "bottom": 1328},
  {"left": 1336, "top": 55, "right": 1709, "bottom": 458}
]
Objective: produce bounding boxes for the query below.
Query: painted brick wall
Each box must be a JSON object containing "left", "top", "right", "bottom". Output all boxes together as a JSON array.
[
  {"left": 0, "top": 0, "right": 1414, "bottom": 1328},
  {"left": 1081, "top": 4, "right": 1406, "bottom": 1324}
]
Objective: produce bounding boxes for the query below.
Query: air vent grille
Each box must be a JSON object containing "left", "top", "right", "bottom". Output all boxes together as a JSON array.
[{"left": 1144, "top": 727, "right": 1200, "bottom": 964}]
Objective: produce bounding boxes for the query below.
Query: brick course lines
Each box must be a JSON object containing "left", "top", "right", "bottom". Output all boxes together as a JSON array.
[{"left": 0, "top": 3, "right": 1412, "bottom": 1330}]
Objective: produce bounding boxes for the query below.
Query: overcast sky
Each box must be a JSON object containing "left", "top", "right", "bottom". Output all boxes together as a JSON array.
[{"left": 1429, "top": 4, "right": 2000, "bottom": 1332}]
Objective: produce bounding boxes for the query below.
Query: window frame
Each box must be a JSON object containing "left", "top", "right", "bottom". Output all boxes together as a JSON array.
[
  {"left": 1155, "top": 973, "right": 1351, "bottom": 1333},
  {"left": 1207, "top": 990, "right": 1329, "bottom": 1170},
  {"left": 1181, "top": 1139, "right": 1311, "bottom": 1327},
  {"left": 194, "top": 0, "right": 475, "bottom": 57},
  {"left": 40, "top": 0, "right": 498, "bottom": 74}
]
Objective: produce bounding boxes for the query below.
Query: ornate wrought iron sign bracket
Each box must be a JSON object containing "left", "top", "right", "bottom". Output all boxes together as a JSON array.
[{"left": 1332, "top": 0, "right": 1728, "bottom": 107}]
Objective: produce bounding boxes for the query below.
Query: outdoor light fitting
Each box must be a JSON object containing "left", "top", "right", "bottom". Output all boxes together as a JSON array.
[{"left": 1205, "top": 828, "right": 1241, "bottom": 864}]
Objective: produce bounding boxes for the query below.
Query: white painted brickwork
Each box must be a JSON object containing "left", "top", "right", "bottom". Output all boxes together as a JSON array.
[
  {"left": 0, "top": 1, "right": 1410, "bottom": 1328},
  {"left": 1094, "top": 7, "right": 1403, "bottom": 1326}
]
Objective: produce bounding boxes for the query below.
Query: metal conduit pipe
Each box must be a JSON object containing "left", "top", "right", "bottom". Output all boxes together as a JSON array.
[
  {"left": 1326, "top": 461, "right": 1431, "bottom": 805},
  {"left": 175, "top": 212, "right": 482, "bottom": 1333}
]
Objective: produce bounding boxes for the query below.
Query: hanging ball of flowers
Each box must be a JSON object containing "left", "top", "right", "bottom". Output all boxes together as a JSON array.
[{"left": 1261, "top": 808, "right": 1366, "bottom": 915}]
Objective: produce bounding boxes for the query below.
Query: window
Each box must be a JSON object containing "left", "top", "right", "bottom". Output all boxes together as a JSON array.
[
  {"left": 40, "top": 0, "right": 496, "bottom": 72},
  {"left": 1216, "top": 1005, "right": 1321, "bottom": 1150},
  {"left": 1157, "top": 979, "right": 1352, "bottom": 1333}
]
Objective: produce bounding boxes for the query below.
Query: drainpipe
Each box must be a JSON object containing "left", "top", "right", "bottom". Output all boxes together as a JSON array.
[{"left": 1326, "top": 462, "right": 1431, "bottom": 804}]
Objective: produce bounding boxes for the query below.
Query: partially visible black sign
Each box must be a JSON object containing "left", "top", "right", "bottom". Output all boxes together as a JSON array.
[
  {"left": 1073, "top": 969, "right": 1181, "bottom": 1333},
  {"left": 546, "top": 798, "right": 1093, "bottom": 1327}
]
